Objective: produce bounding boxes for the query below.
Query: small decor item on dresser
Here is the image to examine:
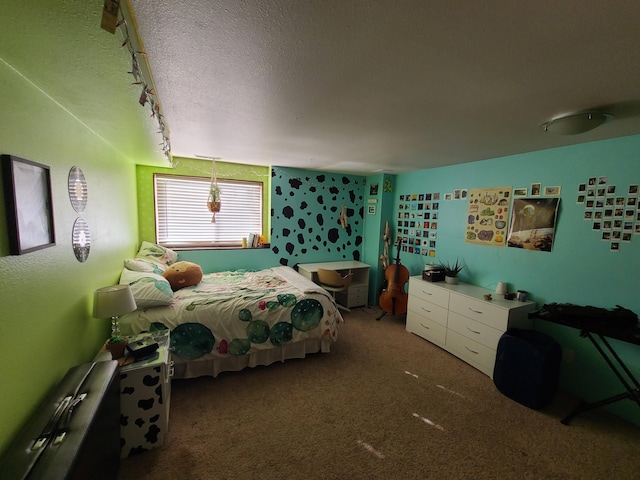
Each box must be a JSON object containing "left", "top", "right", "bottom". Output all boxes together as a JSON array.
[
  {"left": 422, "top": 263, "right": 445, "bottom": 282},
  {"left": 105, "top": 336, "right": 128, "bottom": 360},
  {"left": 126, "top": 336, "right": 159, "bottom": 360},
  {"left": 439, "top": 258, "right": 464, "bottom": 284}
]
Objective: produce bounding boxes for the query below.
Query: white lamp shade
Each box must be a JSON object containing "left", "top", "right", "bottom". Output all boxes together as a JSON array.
[{"left": 93, "top": 285, "right": 137, "bottom": 318}]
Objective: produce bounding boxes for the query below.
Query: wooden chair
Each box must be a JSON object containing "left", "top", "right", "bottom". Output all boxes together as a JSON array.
[{"left": 316, "top": 268, "right": 353, "bottom": 312}]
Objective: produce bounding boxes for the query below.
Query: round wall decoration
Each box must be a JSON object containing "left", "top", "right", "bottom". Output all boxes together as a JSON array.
[
  {"left": 72, "top": 217, "right": 91, "bottom": 262},
  {"left": 68, "top": 166, "right": 88, "bottom": 213}
]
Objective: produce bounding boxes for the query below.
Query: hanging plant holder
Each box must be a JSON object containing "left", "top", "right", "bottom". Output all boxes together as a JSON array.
[
  {"left": 208, "top": 161, "right": 221, "bottom": 222},
  {"left": 207, "top": 199, "right": 221, "bottom": 213}
]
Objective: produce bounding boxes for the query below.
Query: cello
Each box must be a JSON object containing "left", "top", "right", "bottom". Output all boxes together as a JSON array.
[{"left": 377, "top": 237, "right": 410, "bottom": 320}]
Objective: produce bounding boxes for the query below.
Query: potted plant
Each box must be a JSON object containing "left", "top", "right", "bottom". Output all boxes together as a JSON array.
[
  {"left": 106, "top": 335, "right": 128, "bottom": 360},
  {"left": 439, "top": 258, "right": 464, "bottom": 285},
  {"left": 207, "top": 184, "right": 221, "bottom": 213}
]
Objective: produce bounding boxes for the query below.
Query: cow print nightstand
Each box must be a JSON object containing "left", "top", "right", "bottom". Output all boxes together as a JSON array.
[{"left": 118, "top": 330, "right": 172, "bottom": 458}]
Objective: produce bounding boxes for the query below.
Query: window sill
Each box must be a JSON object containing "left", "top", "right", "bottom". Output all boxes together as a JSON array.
[{"left": 170, "top": 244, "right": 270, "bottom": 251}]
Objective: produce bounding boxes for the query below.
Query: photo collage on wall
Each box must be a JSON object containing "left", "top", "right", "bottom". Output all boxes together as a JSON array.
[
  {"left": 397, "top": 192, "right": 441, "bottom": 258},
  {"left": 578, "top": 176, "right": 639, "bottom": 252}
]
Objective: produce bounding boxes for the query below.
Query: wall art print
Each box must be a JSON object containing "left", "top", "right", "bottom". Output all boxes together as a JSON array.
[
  {"left": 72, "top": 217, "right": 91, "bottom": 262},
  {"left": 68, "top": 166, "right": 88, "bottom": 213},
  {"left": 465, "top": 187, "right": 512, "bottom": 247},
  {"left": 1, "top": 154, "right": 56, "bottom": 255},
  {"left": 507, "top": 198, "right": 560, "bottom": 252}
]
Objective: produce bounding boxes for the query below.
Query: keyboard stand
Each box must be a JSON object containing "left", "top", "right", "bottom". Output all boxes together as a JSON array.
[{"left": 560, "top": 330, "right": 640, "bottom": 425}]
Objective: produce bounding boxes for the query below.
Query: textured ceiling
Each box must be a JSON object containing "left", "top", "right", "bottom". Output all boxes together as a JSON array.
[{"left": 130, "top": 1, "right": 640, "bottom": 173}]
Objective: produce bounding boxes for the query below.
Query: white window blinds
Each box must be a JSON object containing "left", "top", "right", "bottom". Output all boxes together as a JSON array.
[{"left": 154, "top": 174, "right": 263, "bottom": 247}]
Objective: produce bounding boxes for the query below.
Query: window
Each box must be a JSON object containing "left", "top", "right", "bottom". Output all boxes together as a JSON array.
[{"left": 154, "top": 174, "right": 262, "bottom": 248}]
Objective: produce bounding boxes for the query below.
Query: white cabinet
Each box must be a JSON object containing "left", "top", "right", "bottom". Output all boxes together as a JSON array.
[{"left": 406, "top": 276, "right": 536, "bottom": 377}]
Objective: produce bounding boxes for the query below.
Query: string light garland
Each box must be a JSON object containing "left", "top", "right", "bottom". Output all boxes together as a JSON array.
[{"left": 102, "top": 0, "right": 172, "bottom": 164}]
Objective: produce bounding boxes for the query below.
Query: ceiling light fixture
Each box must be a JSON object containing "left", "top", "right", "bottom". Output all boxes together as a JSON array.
[{"left": 540, "top": 112, "right": 613, "bottom": 135}]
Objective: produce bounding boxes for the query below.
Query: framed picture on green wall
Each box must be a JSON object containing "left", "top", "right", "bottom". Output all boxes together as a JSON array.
[{"left": 1, "top": 154, "right": 56, "bottom": 255}]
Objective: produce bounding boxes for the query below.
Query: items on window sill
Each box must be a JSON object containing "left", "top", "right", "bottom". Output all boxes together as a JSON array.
[{"left": 246, "top": 233, "right": 265, "bottom": 248}]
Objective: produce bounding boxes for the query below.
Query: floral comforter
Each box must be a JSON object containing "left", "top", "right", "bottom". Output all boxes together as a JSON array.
[{"left": 126, "top": 266, "right": 343, "bottom": 361}]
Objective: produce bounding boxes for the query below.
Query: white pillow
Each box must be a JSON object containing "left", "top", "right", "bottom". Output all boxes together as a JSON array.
[
  {"left": 124, "top": 258, "right": 166, "bottom": 274},
  {"left": 119, "top": 268, "right": 174, "bottom": 308},
  {"left": 135, "top": 241, "right": 178, "bottom": 267}
]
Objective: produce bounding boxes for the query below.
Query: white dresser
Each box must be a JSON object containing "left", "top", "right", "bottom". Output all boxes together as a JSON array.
[{"left": 406, "top": 276, "right": 536, "bottom": 377}]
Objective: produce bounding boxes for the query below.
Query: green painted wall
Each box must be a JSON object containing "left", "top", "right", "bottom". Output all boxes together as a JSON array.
[
  {"left": 0, "top": 63, "right": 139, "bottom": 455},
  {"left": 393, "top": 135, "right": 640, "bottom": 425},
  {"left": 0, "top": 1, "right": 142, "bottom": 455},
  {"left": 136, "top": 158, "right": 271, "bottom": 245}
]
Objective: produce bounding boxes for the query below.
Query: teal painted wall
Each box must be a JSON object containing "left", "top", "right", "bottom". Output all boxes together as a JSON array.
[
  {"left": 0, "top": 35, "right": 140, "bottom": 456},
  {"left": 393, "top": 134, "right": 640, "bottom": 425},
  {"left": 362, "top": 174, "right": 397, "bottom": 303},
  {"left": 270, "top": 167, "right": 365, "bottom": 266},
  {"left": 178, "top": 248, "right": 278, "bottom": 272}
]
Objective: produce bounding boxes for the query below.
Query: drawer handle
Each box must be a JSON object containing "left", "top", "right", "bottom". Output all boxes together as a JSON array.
[
  {"left": 420, "top": 307, "right": 432, "bottom": 313},
  {"left": 468, "top": 307, "right": 483, "bottom": 314},
  {"left": 464, "top": 345, "right": 479, "bottom": 355},
  {"left": 419, "top": 323, "right": 431, "bottom": 330},
  {"left": 466, "top": 326, "right": 481, "bottom": 335},
  {"left": 422, "top": 291, "right": 433, "bottom": 295}
]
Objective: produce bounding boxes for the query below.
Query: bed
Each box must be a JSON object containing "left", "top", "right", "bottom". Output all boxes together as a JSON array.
[{"left": 118, "top": 243, "right": 344, "bottom": 379}]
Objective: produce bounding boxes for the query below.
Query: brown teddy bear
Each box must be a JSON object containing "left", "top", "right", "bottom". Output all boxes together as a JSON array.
[{"left": 162, "top": 261, "right": 203, "bottom": 291}]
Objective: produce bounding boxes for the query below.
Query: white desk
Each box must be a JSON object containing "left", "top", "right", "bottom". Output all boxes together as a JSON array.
[{"left": 297, "top": 261, "right": 370, "bottom": 308}]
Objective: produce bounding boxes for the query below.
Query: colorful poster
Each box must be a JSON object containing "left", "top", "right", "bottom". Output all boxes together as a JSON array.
[
  {"left": 465, "top": 187, "right": 512, "bottom": 247},
  {"left": 507, "top": 198, "right": 560, "bottom": 252}
]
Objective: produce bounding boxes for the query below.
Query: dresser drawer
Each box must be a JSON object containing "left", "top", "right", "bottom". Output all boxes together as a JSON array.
[
  {"left": 406, "top": 310, "right": 447, "bottom": 346},
  {"left": 449, "top": 293, "right": 509, "bottom": 330},
  {"left": 407, "top": 295, "right": 448, "bottom": 326},
  {"left": 445, "top": 329, "right": 496, "bottom": 377},
  {"left": 447, "top": 310, "right": 503, "bottom": 350},
  {"left": 408, "top": 279, "right": 449, "bottom": 308}
]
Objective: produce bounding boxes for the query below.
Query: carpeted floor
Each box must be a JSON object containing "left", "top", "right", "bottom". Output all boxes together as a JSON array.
[{"left": 119, "top": 307, "right": 640, "bottom": 480}]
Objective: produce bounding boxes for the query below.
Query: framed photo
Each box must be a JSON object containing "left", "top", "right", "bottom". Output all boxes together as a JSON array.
[
  {"left": 2, "top": 155, "right": 56, "bottom": 254},
  {"left": 531, "top": 183, "right": 541, "bottom": 196},
  {"left": 544, "top": 185, "right": 561, "bottom": 196}
]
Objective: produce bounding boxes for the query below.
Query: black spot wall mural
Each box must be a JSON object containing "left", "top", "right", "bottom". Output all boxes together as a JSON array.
[{"left": 271, "top": 167, "right": 364, "bottom": 267}]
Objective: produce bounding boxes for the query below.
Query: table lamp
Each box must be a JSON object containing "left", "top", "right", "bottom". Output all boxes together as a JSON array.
[{"left": 93, "top": 285, "right": 137, "bottom": 337}]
